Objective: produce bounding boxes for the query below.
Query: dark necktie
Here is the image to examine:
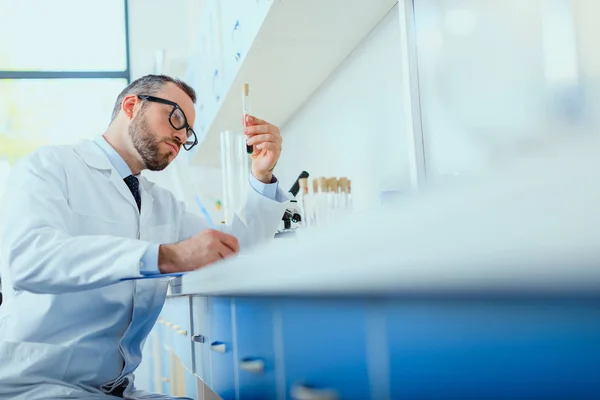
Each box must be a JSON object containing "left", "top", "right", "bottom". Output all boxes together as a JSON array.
[{"left": 123, "top": 175, "right": 141, "bottom": 211}]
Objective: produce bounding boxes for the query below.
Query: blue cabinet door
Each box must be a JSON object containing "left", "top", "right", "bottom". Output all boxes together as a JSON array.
[
  {"left": 167, "top": 296, "right": 193, "bottom": 371},
  {"left": 191, "top": 296, "right": 211, "bottom": 385},
  {"left": 160, "top": 345, "right": 171, "bottom": 395},
  {"left": 386, "top": 299, "right": 600, "bottom": 399},
  {"left": 157, "top": 300, "right": 172, "bottom": 350},
  {"left": 208, "top": 297, "right": 236, "bottom": 400},
  {"left": 185, "top": 367, "right": 199, "bottom": 400},
  {"left": 280, "top": 299, "right": 371, "bottom": 400},
  {"left": 234, "top": 298, "right": 277, "bottom": 400}
]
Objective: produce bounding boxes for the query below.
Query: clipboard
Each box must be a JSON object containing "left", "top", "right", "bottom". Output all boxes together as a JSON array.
[{"left": 120, "top": 273, "right": 184, "bottom": 281}]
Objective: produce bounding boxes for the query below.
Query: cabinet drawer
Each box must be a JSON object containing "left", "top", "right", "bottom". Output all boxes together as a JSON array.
[
  {"left": 172, "top": 326, "right": 193, "bottom": 372},
  {"left": 280, "top": 299, "right": 371, "bottom": 400},
  {"left": 164, "top": 296, "right": 193, "bottom": 370},
  {"left": 185, "top": 367, "right": 199, "bottom": 400},
  {"left": 157, "top": 301, "right": 172, "bottom": 349},
  {"left": 160, "top": 345, "right": 171, "bottom": 395},
  {"left": 192, "top": 296, "right": 211, "bottom": 384},
  {"left": 386, "top": 299, "right": 600, "bottom": 399},
  {"left": 168, "top": 296, "right": 191, "bottom": 333},
  {"left": 208, "top": 297, "right": 236, "bottom": 400},
  {"left": 234, "top": 298, "right": 277, "bottom": 400}
]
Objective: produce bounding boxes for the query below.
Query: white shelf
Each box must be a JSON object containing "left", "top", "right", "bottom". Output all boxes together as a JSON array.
[{"left": 191, "top": 0, "right": 398, "bottom": 166}]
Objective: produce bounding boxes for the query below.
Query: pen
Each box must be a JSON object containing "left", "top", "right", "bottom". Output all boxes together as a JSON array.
[{"left": 195, "top": 195, "right": 217, "bottom": 229}]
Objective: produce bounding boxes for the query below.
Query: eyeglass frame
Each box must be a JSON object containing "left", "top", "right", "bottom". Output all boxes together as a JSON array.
[{"left": 136, "top": 94, "right": 198, "bottom": 151}]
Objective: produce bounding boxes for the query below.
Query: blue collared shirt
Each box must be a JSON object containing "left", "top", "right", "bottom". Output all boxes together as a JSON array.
[{"left": 93, "top": 136, "right": 280, "bottom": 275}]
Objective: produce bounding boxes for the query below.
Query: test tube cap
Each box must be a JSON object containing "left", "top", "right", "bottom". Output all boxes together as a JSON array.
[
  {"left": 317, "top": 177, "right": 327, "bottom": 190},
  {"left": 339, "top": 177, "right": 349, "bottom": 190}
]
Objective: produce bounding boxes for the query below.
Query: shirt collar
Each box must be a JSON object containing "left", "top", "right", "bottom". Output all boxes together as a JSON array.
[{"left": 93, "top": 135, "right": 134, "bottom": 179}]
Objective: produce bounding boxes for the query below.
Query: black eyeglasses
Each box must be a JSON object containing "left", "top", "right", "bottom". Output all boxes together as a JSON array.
[{"left": 137, "top": 94, "right": 198, "bottom": 151}]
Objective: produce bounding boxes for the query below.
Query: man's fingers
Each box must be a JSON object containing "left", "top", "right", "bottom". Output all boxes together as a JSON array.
[
  {"left": 255, "top": 142, "right": 279, "bottom": 152},
  {"left": 246, "top": 133, "right": 278, "bottom": 146},
  {"left": 245, "top": 114, "right": 268, "bottom": 126},
  {"left": 244, "top": 124, "right": 274, "bottom": 135},
  {"left": 216, "top": 241, "right": 236, "bottom": 259},
  {"left": 212, "top": 230, "right": 240, "bottom": 253}
]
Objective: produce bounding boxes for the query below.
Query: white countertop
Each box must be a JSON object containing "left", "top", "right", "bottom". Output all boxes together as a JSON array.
[{"left": 180, "top": 135, "right": 600, "bottom": 296}]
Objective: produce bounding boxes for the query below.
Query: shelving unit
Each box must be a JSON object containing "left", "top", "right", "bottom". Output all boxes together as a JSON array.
[{"left": 186, "top": 0, "right": 398, "bottom": 166}]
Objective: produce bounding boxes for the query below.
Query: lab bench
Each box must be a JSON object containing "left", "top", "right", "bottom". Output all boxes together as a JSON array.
[
  {"left": 135, "top": 283, "right": 600, "bottom": 399},
  {"left": 134, "top": 151, "right": 600, "bottom": 399}
]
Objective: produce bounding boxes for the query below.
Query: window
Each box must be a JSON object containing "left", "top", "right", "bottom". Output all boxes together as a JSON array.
[
  {"left": 0, "top": 0, "right": 130, "bottom": 192},
  {"left": 0, "top": 0, "right": 127, "bottom": 71}
]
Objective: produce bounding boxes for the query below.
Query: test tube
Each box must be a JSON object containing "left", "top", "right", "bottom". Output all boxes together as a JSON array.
[
  {"left": 242, "top": 83, "right": 252, "bottom": 154},
  {"left": 347, "top": 179, "right": 353, "bottom": 210},
  {"left": 338, "top": 177, "right": 349, "bottom": 210},
  {"left": 298, "top": 178, "right": 309, "bottom": 227},
  {"left": 316, "top": 177, "right": 328, "bottom": 224}
]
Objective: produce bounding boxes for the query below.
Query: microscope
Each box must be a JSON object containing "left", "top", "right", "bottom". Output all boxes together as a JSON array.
[{"left": 276, "top": 171, "right": 309, "bottom": 234}]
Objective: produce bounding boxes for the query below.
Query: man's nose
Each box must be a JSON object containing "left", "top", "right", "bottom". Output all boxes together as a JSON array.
[{"left": 173, "top": 129, "right": 186, "bottom": 145}]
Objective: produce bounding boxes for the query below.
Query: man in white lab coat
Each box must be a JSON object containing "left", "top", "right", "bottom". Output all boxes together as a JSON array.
[{"left": 0, "top": 75, "right": 289, "bottom": 399}]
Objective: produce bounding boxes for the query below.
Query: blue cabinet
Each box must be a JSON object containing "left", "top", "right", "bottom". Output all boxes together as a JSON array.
[
  {"left": 148, "top": 294, "right": 600, "bottom": 399},
  {"left": 386, "top": 299, "right": 600, "bottom": 399},
  {"left": 191, "top": 296, "right": 211, "bottom": 385},
  {"left": 168, "top": 296, "right": 193, "bottom": 371},
  {"left": 157, "top": 303, "right": 170, "bottom": 349},
  {"left": 234, "top": 298, "right": 278, "bottom": 399},
  {"left": 208, "top": 297, "right": 236, "bottom": 400},
  {"left": 280, "top": 299, "right": 371, "bottom": 400},
  {"left": 160, "top": 345, "right": 171, "bottom": 395},
  {"left": 185, "top": 367, "right": 199, "bottom": 400}
]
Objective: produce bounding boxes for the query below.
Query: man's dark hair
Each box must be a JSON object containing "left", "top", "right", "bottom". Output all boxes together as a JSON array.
[{"left": 110, "top": 74, "right": 197, "bottom": 123}]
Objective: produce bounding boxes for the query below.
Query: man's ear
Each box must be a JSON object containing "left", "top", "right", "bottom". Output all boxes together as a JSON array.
[{"left": 121, "top": 95, "right": 139, "bottom": 120}]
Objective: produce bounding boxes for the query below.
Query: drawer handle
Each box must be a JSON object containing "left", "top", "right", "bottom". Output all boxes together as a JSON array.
[
  {"left": 290, "top": 384, "right": 339, "bottom": 400},
  {"left": 161, "top": 377, "right": 170, "bottom": 383},
  {"left": 210, "top": 341, "right": 227, "bottom": 353},
  {"left": 191, "top": 334, "right": 205, "bottom": 343},
  {"left": 239, "top": 357, "right": 265, "bottom": 374},
  {"left": 172, "top": 325, "right": 181, "bottom": 330},
  {"left": 158, "top": 319, "right": 165, "bottom": 324},
  {"left": 177, "top": 329, "right": 188, "bottom": 336},
  {"left": 165, "top": 322, "right": 173, "bottom": 327}
]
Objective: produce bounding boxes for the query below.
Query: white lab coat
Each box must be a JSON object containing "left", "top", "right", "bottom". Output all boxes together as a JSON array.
[{"left": 0, "top": 139, "right": 289, "bottom": 399}]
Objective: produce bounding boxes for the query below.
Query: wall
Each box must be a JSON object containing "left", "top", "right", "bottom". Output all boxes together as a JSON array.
[
  {"left": 128, "top": 0, "right": 203, "bottom": 79},
  {"left": 129, "top": 0, "right": 227, "bottom": 222},
  {"left": 130, "top": 2, "right": 410, "bottom": 215},
  {"left": 275, "top": 5, "right": 410, "bottom": 211}
]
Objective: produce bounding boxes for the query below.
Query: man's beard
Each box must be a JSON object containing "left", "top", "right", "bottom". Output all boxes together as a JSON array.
[{"left": 128, "top": 113, "right": 171, "bottom": 171}]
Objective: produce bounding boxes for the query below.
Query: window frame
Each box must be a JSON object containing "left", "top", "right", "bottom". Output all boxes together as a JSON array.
[{"left": 0, "top": 0, "right": 131, "bottom": 83}]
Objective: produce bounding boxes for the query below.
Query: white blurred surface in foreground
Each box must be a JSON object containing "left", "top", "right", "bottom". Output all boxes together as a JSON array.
[{"left": 182, "top": 134, "right": 600, "bottom": 295}]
